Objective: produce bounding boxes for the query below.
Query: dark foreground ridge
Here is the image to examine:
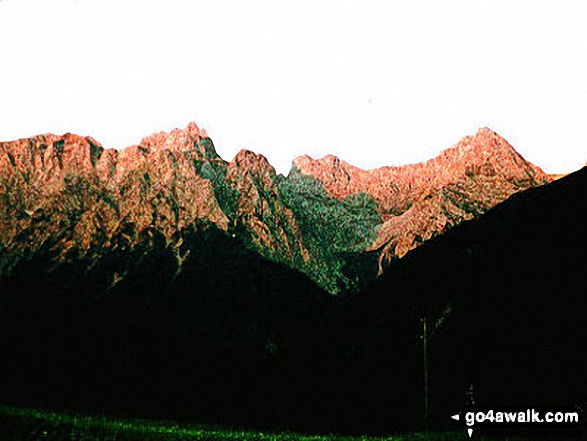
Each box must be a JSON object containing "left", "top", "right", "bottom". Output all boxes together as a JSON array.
[{"left": 319, "top": 166, "right": 587, "bottom": 433}]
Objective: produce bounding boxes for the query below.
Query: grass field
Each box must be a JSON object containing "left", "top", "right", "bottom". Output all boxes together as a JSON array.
[{"left": 0, "top": 405, "right": 542, "bottom": 440}]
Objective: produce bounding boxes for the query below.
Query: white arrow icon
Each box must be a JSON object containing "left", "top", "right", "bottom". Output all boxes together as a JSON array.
[{"left": 451, "top": 413, "right": 473, "bottom": 437}]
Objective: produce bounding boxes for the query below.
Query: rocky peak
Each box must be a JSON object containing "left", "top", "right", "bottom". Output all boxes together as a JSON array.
[
  {"left": 432, "top": 127, "right": 549, "bottom": 188},
  {"left": 291, "top": 154, "right": 353, "bottom": 199},
  {"left": 229, "top": 149, "right": 276, "bottom": 182},
  {"left": 292, "top": 153, "right": 348, "bottom": 173},
  {"left": 0, "top": 132, "right": 110, "bottom": 189},
  {"left": 223, "top": 149, "right": 308, "bottom": 264},
  {"left": 226, "top": 149, "right": 279, "bottom": 213},
  {"left": 139, "top": 122, "right": 218, "bottom": 159},
  {"left": 439, "top": 127, "right": 517, "bottom": 164},
  {"left": 453, "top": 127, "right": 506, "bottom": 154}
]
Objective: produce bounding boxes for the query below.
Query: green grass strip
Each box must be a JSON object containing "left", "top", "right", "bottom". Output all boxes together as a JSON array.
[{"left": 0, "top": 404, "right": 536, "bottom": 440}]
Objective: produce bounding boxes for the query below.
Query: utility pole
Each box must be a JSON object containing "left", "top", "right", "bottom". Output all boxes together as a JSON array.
[
  {"left": 125, "top": 337, "right": 131, "bottom": 398},
  {"left": 419, "top": 304, "right": 453, "bottom": 429},
  {"left": 422, "top": 316, "right": 429, "bottom": 426}
]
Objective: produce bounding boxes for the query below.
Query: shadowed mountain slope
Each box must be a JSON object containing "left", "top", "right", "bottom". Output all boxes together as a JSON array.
[{"left": 0, "top": 220, "right": 334, "bottom": 430}]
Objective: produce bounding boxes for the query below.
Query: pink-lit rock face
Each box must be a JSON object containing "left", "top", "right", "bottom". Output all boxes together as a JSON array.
[
  {"left": 0, "top": 125, "right": 228, "bottom": 256},
  {"left": 292, "top": 127, "right": 552, "bottom": 273},
  {"left": 225, "top": 149, "right": 309, "bottom": 262}
]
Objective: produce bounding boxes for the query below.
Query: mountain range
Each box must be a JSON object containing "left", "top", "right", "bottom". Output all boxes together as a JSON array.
[
  {"left": 1, "top": 123, "right": 582, "bottom": 436},
  {"left": 0, "top": 123, "right": 551, "bottom": 294}
]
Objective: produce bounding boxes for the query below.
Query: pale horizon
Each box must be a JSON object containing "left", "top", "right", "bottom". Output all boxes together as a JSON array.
[{"left": 1, "top": 0, "right": 586, "bottom": 175}]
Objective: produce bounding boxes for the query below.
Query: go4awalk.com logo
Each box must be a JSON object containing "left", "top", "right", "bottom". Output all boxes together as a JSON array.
[{"left": 451, "top": 406, "right": 584, "bottom": 438}]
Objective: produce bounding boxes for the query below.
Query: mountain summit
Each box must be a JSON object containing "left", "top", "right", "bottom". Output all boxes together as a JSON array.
[
  {"left": 293, "top": 127, "right": 544, "bottom": 208},
  {"left": 0, "top": 123, "right": 551, "bottom": 293}
]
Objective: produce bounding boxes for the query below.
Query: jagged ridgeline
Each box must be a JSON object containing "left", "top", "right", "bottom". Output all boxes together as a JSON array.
[
  {"left": 0, "top": 124, "right": 378, "bottom": 295},
  {"left": 0, "top": 123, "right": 552, "bottom": 296}
]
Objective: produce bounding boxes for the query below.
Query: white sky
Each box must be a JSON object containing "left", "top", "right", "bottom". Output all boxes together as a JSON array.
[{"left": 1, "top": 0, "right": 586, "bottom": 175}]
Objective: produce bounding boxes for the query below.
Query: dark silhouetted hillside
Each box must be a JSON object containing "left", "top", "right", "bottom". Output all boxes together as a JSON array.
[{"left": 309, "top": 167, "right": 587, "bottom": 433}]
